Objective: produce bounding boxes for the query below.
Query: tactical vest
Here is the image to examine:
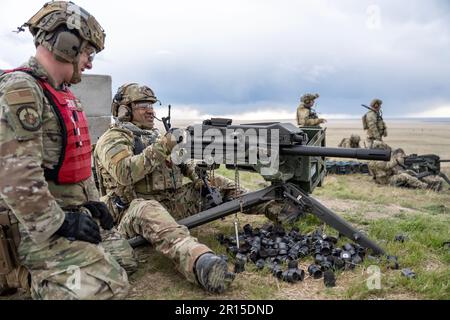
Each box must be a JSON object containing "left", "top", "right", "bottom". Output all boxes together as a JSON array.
[
  {"left": 97, "top": 123, "right": 183, "bottom": 206},
  {"left": 124, "top": 123, "right": 183, "bottom": 195},
  {"left": 3, "top": 68, "right": 92, "bottom": 184},
  {"left": 363, "top": 110, "right": 386, "bottom": 135}
]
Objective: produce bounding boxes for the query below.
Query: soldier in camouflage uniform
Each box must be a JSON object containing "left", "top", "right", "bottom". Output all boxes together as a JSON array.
[
  {"left": 368, "top": 142, "right": 444, "bottom": 191},
  {"left": 0, "top": 2, "right": 131, "bottom": 299},
  {"left": 94, "top": 83, "right": 237, "bottom": 293},
  {"left": 296, "top": 93, "right": 326, "bottom": 127},
  {"left": 338, "top": 134, "right": 361, "bottom": 148},
  {"left": 362, "top": 98, "right": 387, "bottom": 148}
]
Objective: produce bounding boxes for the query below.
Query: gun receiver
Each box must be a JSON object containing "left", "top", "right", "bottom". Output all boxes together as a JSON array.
[{"left": 403, "top": 154, "right": 450, "bottom": 185}]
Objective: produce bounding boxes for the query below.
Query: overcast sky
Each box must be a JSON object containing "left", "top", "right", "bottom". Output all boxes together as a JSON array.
[{"left": 1, "top": 0, "right": 449, "bottom": 119}]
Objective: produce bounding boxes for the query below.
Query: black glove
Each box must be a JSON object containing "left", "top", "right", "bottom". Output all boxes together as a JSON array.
[
  {"left": 83, "top": 201, "right": 114, "bottom": 230},
  {"left": 56, "top": 212, "right": 102, "bottom": 244}
]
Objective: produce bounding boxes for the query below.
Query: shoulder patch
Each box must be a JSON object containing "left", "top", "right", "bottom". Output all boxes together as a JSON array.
[
  {"left": 16, "top": 105, "right": 42, "bottom": 131},
  {"left": 5, "top": 88, "right": 36, "bottom": 105}
]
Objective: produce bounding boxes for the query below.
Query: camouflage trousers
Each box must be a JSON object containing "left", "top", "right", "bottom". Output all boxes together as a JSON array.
[
  {"left": 114, "top": 175, "right": 243, "bottom": 284},
  {"left": 112, "top": 175, "right": 280, "bottom": 284},
  {"left": 389, "top": 173, "right": 444, "bottom": 191},
  {"left": 17, "top": 225, "right": 130, "bottom": 300},
  {"left": 117, "top": 198, "right": 211, "bottom": 284}
]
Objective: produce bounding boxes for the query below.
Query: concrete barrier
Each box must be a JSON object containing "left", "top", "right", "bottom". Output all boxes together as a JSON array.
[{"left": 71, "top": 74, "right": 112, "bottom": 142}]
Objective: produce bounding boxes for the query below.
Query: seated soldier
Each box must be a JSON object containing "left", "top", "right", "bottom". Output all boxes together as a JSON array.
[
  {"left": 338, "top": 134, "right": 361, "bottom": 148},
  {"left": 368, "top": 142, "right": 444, "bottom": 192},
  {"left": 94, "top": 83, "right": 242, "bottom": 294}
]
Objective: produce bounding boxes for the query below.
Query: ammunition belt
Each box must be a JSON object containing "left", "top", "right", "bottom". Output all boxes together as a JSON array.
[{"left": 326, "top": 160, "right": 369, "bottom": 175}]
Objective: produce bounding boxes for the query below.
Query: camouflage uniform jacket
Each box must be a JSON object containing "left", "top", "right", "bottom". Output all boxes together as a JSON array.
[
  {"left": 0, "top": 57, "right": 99, "bottom": 245},
  {"left": 365, "top": 110, "right": 387, "bottom": 140},
  {"left": 94, "top": 122, "right": 198, "bottom": 221},
  {"left": 338, "top": 138, "right": 360, "bottom": 149},
  {"left": 368, "top": 151, "right": 403, "bottom": 185},
  {"left": 296, "top": 104, "right": 322, "bottom": 126}
]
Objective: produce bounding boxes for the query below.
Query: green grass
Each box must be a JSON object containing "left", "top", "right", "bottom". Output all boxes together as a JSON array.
[
  {"left": 209, "top": 168, "right": 450, "bottom": 300},
  {"left": 311, "top": 174, "right": 449, "bottom": 300}
]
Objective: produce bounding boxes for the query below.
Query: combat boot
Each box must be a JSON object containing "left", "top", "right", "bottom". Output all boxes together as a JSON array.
[{"left": 194, "top": 253, "right": 235, "bottom": 293}]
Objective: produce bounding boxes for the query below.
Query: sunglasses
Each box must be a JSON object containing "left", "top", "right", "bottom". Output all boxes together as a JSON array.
[{"left": 83, "top": 46, "right": 97, "bottom": 63}]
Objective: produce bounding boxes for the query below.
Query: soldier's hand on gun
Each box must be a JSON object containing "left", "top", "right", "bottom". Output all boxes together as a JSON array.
[
  {"left": 160, "top": 132, "right": 179, "bottom": 153},
  {"left": 55, "top": 211, "right": 102, "bottom": 244},
  {"left": 83, "top": 201, "right": 115, "bottom": 230}
]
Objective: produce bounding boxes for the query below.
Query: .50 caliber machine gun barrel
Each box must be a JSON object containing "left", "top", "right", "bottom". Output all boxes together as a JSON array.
[{"left": 281, "top": 146, "right": 390, "bottom": 161}]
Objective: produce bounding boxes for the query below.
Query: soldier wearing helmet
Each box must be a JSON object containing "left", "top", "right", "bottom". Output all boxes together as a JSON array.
[
  {"left": 338, "top": 134, "right": 361, "bottom": 149},
  {"left": 368, "top": 142, "right": 444, "bottom": 191},
  {"left": 0, "top": 2, "right": 130, "bottom": 299},
  {"left": 296, "top": 93, "right": 326, "bottom": 127},
  {"left": 362, "top": 98, "right": 387, "bottom": 148},
  {"left": 94, "top": 83, "right": 241, "bottom": 294}
]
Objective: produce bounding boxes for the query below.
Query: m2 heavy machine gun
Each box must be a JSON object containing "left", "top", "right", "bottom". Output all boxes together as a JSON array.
[
  {"left": 403, "top": 154, "right": 450, "bottom": 185},
  {"left": 129, "top": 119, "right": 390, "bottom": 255}
]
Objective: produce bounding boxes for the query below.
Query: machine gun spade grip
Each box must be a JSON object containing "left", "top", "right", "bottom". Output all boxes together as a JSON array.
[
  {"left": 195, "top": 166, "right": 223, "bottom": 209},
  {"left": 162, "top": 104, "right": 172, "bottom": 132}
]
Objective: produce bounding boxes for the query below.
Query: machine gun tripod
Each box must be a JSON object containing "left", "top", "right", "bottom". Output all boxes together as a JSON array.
[{"left": 129, "top": 181, "right": 385, "bottom": 255}]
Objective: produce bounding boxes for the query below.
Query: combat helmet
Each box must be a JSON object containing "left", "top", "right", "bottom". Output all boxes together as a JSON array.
[
  {"left": 350, "top": 134, "right": 361, "bottom": 143},
  {"left": 21, "top": 1, "right": 106, "bottom": 84},
  {"left": 370, "top": 98, "right": 383, "bottom": 108},
  {"left": 112, "top": 83, "right": 158, "bottom": 121},
  {"left": 300, "top": 93, "right": 320, "bottom": 103}
]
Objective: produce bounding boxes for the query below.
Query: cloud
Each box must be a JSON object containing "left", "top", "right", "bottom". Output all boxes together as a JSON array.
[
  {"left": 0, "top": 59, "right": 12, "bottom": 70},
  {"left": 0, "top": 0, "right": 449, "bottom": 118},
  {"left": 158, "top": 104, "right": 359, "bottom": 123},
  {"left": 408, "top": 105, "right": 450, "bottom": 118}
]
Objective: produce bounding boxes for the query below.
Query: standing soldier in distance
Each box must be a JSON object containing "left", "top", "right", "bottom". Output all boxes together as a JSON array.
[
  {"left": 296, "top": 93, "right": 327, "bottom": 127},
  {"left": 0, "top": 1, "right": 130, "bottom": 299},
  {"left": 362, "top": 98, "right": 387, "bottom": 148}
]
